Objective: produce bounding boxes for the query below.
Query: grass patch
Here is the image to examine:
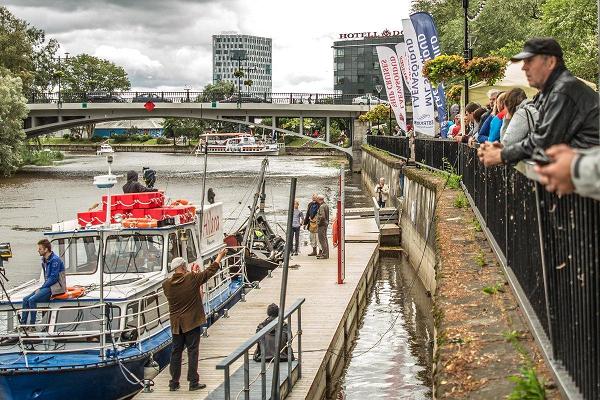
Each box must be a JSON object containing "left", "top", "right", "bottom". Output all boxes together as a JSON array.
[
  {"left": 285, "top": 137, "right": 310, "bottom": 147},
  {"left": 507, "top": 367, "right": 547, "bottom": 400},
  {"left": 471, "top": 218, "right": 482, "bottom": 232},
  {"left": 453, "top": 193, "right": 468, "bottom": 208},
  {"left": 474, "top": 250, "right": 486, "bottom": 267},
  {"left": 21, "top": 149, "right": 64, "bottom": 166},
  {"left": 482, "top": 282, "right": 505, "bottom": 295}
]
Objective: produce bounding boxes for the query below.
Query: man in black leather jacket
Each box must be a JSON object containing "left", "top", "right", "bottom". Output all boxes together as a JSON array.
[
  {"left": 478, "top": 38, "right": 599, "bottom": 166},
  {"left": 122, "top": 170, "right": 158, "bottom": 193}
]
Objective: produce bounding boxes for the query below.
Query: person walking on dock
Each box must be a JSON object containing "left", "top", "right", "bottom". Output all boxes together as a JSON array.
[
  {"left": 375, "top": 177, "right": 390, "bottom": 208},
  {"left": 316, "top": 195, "right": 330, "bottom": 259},
  {"left": 304, "top": 193, "right": 321, "bottom": 256},
  {"left": 162, "top": 248, "right": 227, "bottom": 392},
  {"left": 292, "top": 200, "right": 304, "bottom": 256}
]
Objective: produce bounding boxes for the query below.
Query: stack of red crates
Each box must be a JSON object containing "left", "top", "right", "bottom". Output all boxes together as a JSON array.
[{"left": 77, "top": 192, "right": 195, "bottom": 227}]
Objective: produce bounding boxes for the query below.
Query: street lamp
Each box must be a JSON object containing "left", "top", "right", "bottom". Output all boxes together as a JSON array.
[
  {"left": 375, "top": 84, "right": 383, "bottom": 134},
  {"left": 184, "top": 84, "right": 191, "bottom": 103},
  {"left": 231, "top": 49, "right": 248, "bottom": 108},
  {"left": 54, "top": 52, "right": 70, "bottom": 107},
  {"left": 462, "top": 0, "right": 473, "bottom": 103}
]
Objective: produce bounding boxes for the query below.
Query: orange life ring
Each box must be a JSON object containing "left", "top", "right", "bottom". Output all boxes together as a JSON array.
[
  {"left": 52, "top": 286, "right": 85, "bottom": 300},
  {"left": 172, "top": 199, "right": 190, "bottom": 206},
  {"left": 122, "top": 218, "right": 158, "bottom": 228}
]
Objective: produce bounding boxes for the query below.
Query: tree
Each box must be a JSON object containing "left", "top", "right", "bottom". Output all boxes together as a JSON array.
[
  {"left": 198, "top": 80, "right": 235, "bottom": 102},
  {"left": 162, "top": 118, "right": 206, "bottom": 139},
  {"left": 61, "top": 54, "right": 130, "bottom": 94},
  {"left": 0, "top": 68, "right": 28, "bottom": 176},
  {"left": 0, "top": 6, "right": 59, "bottom": 93}
]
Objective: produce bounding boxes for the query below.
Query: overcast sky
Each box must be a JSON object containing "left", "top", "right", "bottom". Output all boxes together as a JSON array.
[{"left": 6, "top": 0, "right": 411, "bottom": 92}]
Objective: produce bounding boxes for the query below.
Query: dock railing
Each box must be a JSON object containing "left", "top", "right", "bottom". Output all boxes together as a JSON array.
[
  {"left": 215, "top": 297, "right": 305, "bottom": 400},
  {"left": 366, "top": 135, "right": 411, "bottom": 160},
  {"left": 369, "top": 137, "right": 598, "bottom": 399}
]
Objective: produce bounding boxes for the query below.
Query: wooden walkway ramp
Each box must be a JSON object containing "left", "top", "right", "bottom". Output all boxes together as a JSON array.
[{"left": 135, "top": 217, "right": 379, "bottom": 400}]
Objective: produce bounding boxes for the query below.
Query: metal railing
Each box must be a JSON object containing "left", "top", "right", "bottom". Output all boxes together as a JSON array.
[
  {"left": 407, "top": 138, "right": 599, "bottom": 399},
  {"left": 215, "top": 298, "right": 305, "bottom": 400},
  {"left": 27, "top": 91, "right": 371, "bottom": 106},
  {"left": 366, "top": 135, "right": 411, "bottom": 159}
]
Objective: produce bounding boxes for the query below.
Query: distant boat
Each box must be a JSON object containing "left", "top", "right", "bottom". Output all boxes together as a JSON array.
[
  {"left": 96, "top": 143, "right": 114, "bottom": 156},
  {"left": 195, "top": 133, "right": 281, "bottom": 156}
]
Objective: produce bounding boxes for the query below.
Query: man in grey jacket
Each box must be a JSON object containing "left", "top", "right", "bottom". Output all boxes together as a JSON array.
[
  {"left": 478, "top": 38, "right": 599, "bottom": 166},
  {"left": 315, "top": 195, "right": 330, "bottom": 259},
  {"left": 535, "top": 144, "right": 600, "bottom": 200}
]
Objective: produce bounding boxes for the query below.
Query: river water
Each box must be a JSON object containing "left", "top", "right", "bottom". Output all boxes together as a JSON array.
[{"left": 0, "top": 152, "right": 362, "bottom": 286}]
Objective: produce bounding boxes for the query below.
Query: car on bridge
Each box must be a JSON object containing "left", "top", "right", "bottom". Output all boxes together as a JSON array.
[
  {"left": 352, "top": 95, "right": 388, "bottom": 105},
  {"left": 221, "top": 94, "right": 270, "bottom": 103},
  {"left": 132, "top": 93, "right": 173, "bottom": 103},
  {"left": 85, "top": 92, "right": 126, "bottom": 103}
]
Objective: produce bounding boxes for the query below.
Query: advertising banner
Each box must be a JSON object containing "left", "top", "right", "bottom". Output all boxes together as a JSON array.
[
  {"left": 376, "top": 46, "right": 407, "bottom": 132},
  {"left": 410, "top": 12, "right": 449, "bottom": 137},
  {"left": 395, "top": 42, "right": 412, "bottom": 91},
  {"left": 401, "top": 18, "right": 435, "bottom": 136}
]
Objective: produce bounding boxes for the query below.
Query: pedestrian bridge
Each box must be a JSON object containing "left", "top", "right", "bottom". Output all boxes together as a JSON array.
[{"left": 25, "top": 102, "right": 375, "bottom": 157}]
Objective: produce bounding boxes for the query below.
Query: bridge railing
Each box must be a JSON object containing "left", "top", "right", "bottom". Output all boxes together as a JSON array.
[
  {"left": 27, "top": 91, "right": 371, "bottom": 105},
  {"left": 366, "top": 135, "right": 410, "bottom": 159},
  {"left": 369, "top": 137, "right": 598, "bottom": 399}
]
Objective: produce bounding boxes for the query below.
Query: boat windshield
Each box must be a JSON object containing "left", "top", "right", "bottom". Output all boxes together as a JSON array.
[
  {"left": 104, "top": 234, "right": 164, "bottom": 274},
  {"left": 52, "top": 236, "right": 100, "bottom": 275}
]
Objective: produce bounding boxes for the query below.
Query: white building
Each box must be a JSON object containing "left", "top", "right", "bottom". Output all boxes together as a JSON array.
[{"left": 212, "top": 33, "right": 272, "bottom": 95}]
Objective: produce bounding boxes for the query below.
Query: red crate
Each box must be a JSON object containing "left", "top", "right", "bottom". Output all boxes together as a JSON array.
[
  {"left": 102, "top": 192, "right": 164, "bottom": 211},
  {"left": 77, "top": 210, "right": 133, "bottom": 227}
]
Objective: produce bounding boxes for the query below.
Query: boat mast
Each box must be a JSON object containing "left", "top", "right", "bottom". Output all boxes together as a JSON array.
[
  {"left": 241, "top": 158, "right": 269, "bottom": 247},
  {"left": 197, "top": 144, "right": 209, "bottom": 255}
]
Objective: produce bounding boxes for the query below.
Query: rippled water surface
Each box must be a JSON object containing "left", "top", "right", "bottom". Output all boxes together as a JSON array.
[
  {"left": 337, "top": 257, "right": 434, "bottom": 399},
  {"left": 0, "top": 152, "right": 368, "bottom": 285}
]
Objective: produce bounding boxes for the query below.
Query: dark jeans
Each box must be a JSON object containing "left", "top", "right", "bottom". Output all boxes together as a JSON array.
[
  {"left": 317, "top": 225, "right": 329, "bottom": 258},
  {"left": 169, "top": 326, "right": 201, "bottom": 387},
  {"left": 21, "top": 287, "right": 52, "bottom": 325},
  {"left": 377, "top": 200, "right": 386, "bottom": 208},
  {"left": 292, "top": 227, "right": 300, "bottom": 252}
]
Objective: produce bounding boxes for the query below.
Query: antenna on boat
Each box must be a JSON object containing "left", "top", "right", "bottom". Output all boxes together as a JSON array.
[
  {"left": 93, "top": 154, "right": 118, "bottom": 228},
  {"left": 197, "top": 143, "right": 209, "bottom": 251}
]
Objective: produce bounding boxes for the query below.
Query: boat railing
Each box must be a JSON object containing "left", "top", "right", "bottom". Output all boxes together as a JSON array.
[{"left": 215, "top": 298, "right": 305, "bottom": 400}]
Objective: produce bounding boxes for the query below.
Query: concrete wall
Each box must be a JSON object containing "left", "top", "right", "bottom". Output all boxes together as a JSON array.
[
  {"left": 360, "top": 145, "right": 405, "bottom": 208},
  {"left": 399, "top": 171, "right": 437, "bottom": 294}
]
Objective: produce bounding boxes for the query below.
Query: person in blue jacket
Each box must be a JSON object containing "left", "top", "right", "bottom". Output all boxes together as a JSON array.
[{"left": 20, "top": 239, "right": 66, "bottom": 329}]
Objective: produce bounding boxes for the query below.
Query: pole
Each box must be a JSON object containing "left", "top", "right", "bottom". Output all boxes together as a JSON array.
[
  {"left": 271, "top": 177, "right": 297, "bottom": 399},
  {"left": 242, "top": 158, "right": 269, "bottom": 247},
  {"left": 197, "top": 144, "right": 209, "bottom": 250},
  {"left": 337, "top": 167, "right": 345, "bottom": 284},
  {"left": 463, "top": 0, "right": 470, "bottom": 104},
  {"left": 388, "top": 105, "right": 392, "bottom": 135},
  {"left": 99, "top": 229, "right": 105, "bottom": 361}
]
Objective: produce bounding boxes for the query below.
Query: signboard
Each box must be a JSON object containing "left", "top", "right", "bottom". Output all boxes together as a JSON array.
[
  {"left": 338, "top": 29, "right": 401, "bottom": 40},
  {"left": 376, "top": 46, "right": 407, "bottom": 131},
  {"left": 199, "top": 202, "right": 223, "bottom": 255}
]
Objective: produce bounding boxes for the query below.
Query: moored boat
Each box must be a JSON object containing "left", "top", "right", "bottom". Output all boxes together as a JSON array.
[{"left": 195, "top": 133, "right": 281, "bottom": 156}]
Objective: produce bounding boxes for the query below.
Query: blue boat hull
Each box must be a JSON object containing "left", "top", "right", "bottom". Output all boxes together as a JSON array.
[{"left": 0, "top": 282, "right": 244, "bottom": 400}]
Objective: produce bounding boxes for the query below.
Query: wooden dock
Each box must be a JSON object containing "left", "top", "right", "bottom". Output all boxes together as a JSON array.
[{"left": 135, "top": 216, "right": 380, "bottom": 400}]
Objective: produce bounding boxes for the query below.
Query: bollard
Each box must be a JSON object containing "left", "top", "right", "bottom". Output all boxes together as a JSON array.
[
  {"left": 223, "top": 308, "right": 230, "bottom": 318},
  {"left": 253, "top": 281, "right": 260, "bottom": 289},
  {"left": 202, "top": 327, "right": 209, "bottom": 337},
  {"left": 268, "top": 270, "right": 272, "bottom": 278},
  {"left": 241, "top": 292, "right": 246, "bottom": 302}
]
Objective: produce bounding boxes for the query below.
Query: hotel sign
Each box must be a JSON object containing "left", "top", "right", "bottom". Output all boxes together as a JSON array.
[{"left": 338, "top": 29, "right": 402, "bottom": 40}]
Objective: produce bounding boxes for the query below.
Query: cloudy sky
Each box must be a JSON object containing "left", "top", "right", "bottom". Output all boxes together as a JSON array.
[{"left": 6, "top": 0, "right": 411, "bottom": 92}]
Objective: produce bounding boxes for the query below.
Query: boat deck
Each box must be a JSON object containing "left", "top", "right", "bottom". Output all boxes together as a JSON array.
[{"left": 135, "top": 216, "right": 379, "bottom": 400}]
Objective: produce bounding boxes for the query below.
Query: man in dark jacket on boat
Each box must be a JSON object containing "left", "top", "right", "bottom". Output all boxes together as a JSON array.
[
  {"left": 162, "top": 248, "right": 227, "bottom": 392},
  {"left": 122, "top": 170, "right": 158, "bottom": 193},
  {"left": 20, "top": 239, "right": 66, "bottom": 329}
]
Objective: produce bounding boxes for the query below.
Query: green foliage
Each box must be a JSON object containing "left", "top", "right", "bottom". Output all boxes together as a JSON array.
[
  {"left": 422, "top": 55, "right": 466, "bottom": 86},
  {"left": 507, "top": 367, "right": 547, "bottom": 400},
  {"left": 156, "top": 137, "right": 171, "bottom": 145},
  {"left": 199, "top": 80, "right": 235, "bottom": 102},
  {"left": 90, "top": 135, "right": 104, "bottom": 142},
  {"left": 446, "top": 84, "right": 462, "bottom": 103},
  {"left": 482, "top": 282, "right": 505, "bottom": 295},
  {"left": 233, "top": 69, "right": 244, "bottom": 78},
  {"left": 111, "top": 134, "right": 129, "bottom": 143},
  {"left": 466, "top": 56, "right": 508, "bottom": 85},
  {"left": 21, "top": 148, "right": 64, "bottom": 166},
  {"left": 0, "top": 6, "right": 59, "bottom": 92},
  {"left": 162, "top": 118, "right": 206, "bottom": 139},
  {"left": 358, "top": 104, "right": 391, "bottom": 125},
  {"left": 474, "top": 250, "right": 486, "bottom": 267},
  {"left": 503, "top": 330, "right": 522, "bottom": 343},
  {"left": 61, "top": 54, "right": 130, "bottom": 93},
  {"left": 453, "top": 193, "right": 468, "bottom": 208},
  {"left": 471, "top": 218, "right": 482, "bottom": 232},
  {"left": 0, "top": 69, "right": 28, "bottom": 176}
]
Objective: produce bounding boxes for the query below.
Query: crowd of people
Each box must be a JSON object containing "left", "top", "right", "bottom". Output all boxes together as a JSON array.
[{"left": 443, "top": 37, "right": 599, "bottom": 200}]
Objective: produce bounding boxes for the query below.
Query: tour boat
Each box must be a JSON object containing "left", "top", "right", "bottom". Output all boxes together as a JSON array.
[
  {"left": 195, "top": 133, "right": 281, "bottom": 156},
  {"left": 0, "top": 160, "right": 247, "bottom": 400},
  {"left": 96, "top": 143, "right": 115, "bottom": 156}
]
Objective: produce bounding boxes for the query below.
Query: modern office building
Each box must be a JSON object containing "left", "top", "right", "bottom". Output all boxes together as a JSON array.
[
  {"left": 333, "top": 32, "right": 403, "bottom": 98},
  {"left": 212, "top": 33, "right": 272, "bottom": 95}
]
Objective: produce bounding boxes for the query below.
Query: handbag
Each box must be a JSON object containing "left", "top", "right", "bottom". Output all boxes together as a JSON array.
[{"left": 309, "top": 218, "right": 318, "bottom": 233}]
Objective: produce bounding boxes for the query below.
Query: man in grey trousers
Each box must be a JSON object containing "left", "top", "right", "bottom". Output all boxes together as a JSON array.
[{"left": 315, "top": 195, "right": 330, "bottom": 259}]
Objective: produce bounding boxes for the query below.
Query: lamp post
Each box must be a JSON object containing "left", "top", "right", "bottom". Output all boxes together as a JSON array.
[
  {"left": 230, "top": 50, "right": 248, "bottom": 108},
  {"left": 54, "top": 52, "right": 70, "bottom": 107},
  {"left": 184, "top": 84, "right": 191, "bottom": 103},
  {"left": 462, "top": 0, "right": 472, "bottom": 104},
  {"left": 375, "top": 84, "right": 383, "bottom": 134}
]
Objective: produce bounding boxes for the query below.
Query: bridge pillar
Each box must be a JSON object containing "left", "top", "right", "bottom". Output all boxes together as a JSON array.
[
  {"left": 351, "top": 118, "right": 368, "bottom": 173},
  {"left": 299, "top": 116, "right": 304, "bottom": 136},
  {"left": 326, "top": 116, "right": 330, "bottom": 143}
]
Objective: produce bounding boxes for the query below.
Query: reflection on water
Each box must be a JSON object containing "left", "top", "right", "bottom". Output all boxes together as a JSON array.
[
  {"left": 0, "top": 152, "right": 365, "bottom": 286},
  {"left": 337, "top": 257, "right": 433, "bottom": 399}
]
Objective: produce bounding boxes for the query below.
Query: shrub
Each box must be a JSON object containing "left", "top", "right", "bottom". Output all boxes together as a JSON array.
[
  {"left": 111, "top": 134, "right": 129, "bottom": 143},
  {"left": 446, "top": 85, "right": 462, "bottom": 103},
  {"left": 156, "top": 137, "right": 171, "bottom": 145},
  {"left": 466, "top": 56, "right": 508, "bottom": 85},
  {"left": 138, "top": 134, "right": 152, "bottom": 143},
  {"left": 507, "top": 367, "right": 546, "bottom": 400},
  {"left": 62, "top": 133, "right": 71, "bottom": 139},
  {"left": 453, "top": 193, "right": 468, "bottom": 208},
  {"left": 90, "top": 135, "right": 105, "bottom": 142}
]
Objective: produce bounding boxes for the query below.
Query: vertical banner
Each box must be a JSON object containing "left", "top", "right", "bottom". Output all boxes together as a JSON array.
[
  {"left": 376, "top": 46, "right": 407, "bottom": 132},
  {"left": 401, "top": 18, "right": 436, "bottom": 136},
  {"left": 396, "top": 42, "right": 412, "bottom": 91},
  {"left": 410, "top": 12, "right": 449, "bottom": 137}
]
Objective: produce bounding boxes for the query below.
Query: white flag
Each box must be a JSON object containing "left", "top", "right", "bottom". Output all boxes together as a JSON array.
[
  {"left": 401, "top": 18, "right": 436, "bottom": 136},
  {"left": 376, "top": 46, "right": 407, "bottom": 132},
  {"left": 395, "top": 43, "right": 411, "bottom": 89}
]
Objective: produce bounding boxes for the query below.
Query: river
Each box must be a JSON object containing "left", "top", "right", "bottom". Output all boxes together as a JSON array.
[{"left": 0, "top": 152, "right": 365, "bottom": 286}]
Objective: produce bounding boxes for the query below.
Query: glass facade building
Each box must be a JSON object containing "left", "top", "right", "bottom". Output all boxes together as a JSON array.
[
  {"left": 333, "top": 36, "right": 403, "bottom": 99},
  {"left": 212, "top": 33, "right": 272, "bottom": 95}
]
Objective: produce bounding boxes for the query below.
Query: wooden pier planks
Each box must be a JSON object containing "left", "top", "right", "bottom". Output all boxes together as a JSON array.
[{"left": 135, "top": 217, "right": 379, "bottom": 400}]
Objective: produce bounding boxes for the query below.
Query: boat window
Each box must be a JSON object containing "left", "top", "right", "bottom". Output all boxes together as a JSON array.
[
  {"left": 158, "top": 291, "right": 169, "bottom": 323},
  {"left": 167, "top": 233, "right": 180, "bottom": 270},
  {"left": 185, "top": 229, "right": 197, "bottom": 262},
  {"left": 52, "top": 236, "right": 100, "bottom": 275},
  {"left": 123, "top": 301, "right": 140, "bottom": 339},
  {"left": 104, "top": 235, "right": 163, "bottom": 274},
  {"left": 143, "top": 293, "right": 160, "bottom": 332},
  {"left": 54, "top": 305, "right": 120, "bottom": 333}
]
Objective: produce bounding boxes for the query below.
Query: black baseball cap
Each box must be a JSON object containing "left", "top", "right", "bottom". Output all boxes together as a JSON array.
[{"left": 510, "top": 37, "right": 563, "bottom": 61}]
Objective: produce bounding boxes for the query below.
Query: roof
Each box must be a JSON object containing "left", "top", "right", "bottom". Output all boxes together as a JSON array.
[{"left": 94, "top": 119, "right": 164, "bottom": 130}]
